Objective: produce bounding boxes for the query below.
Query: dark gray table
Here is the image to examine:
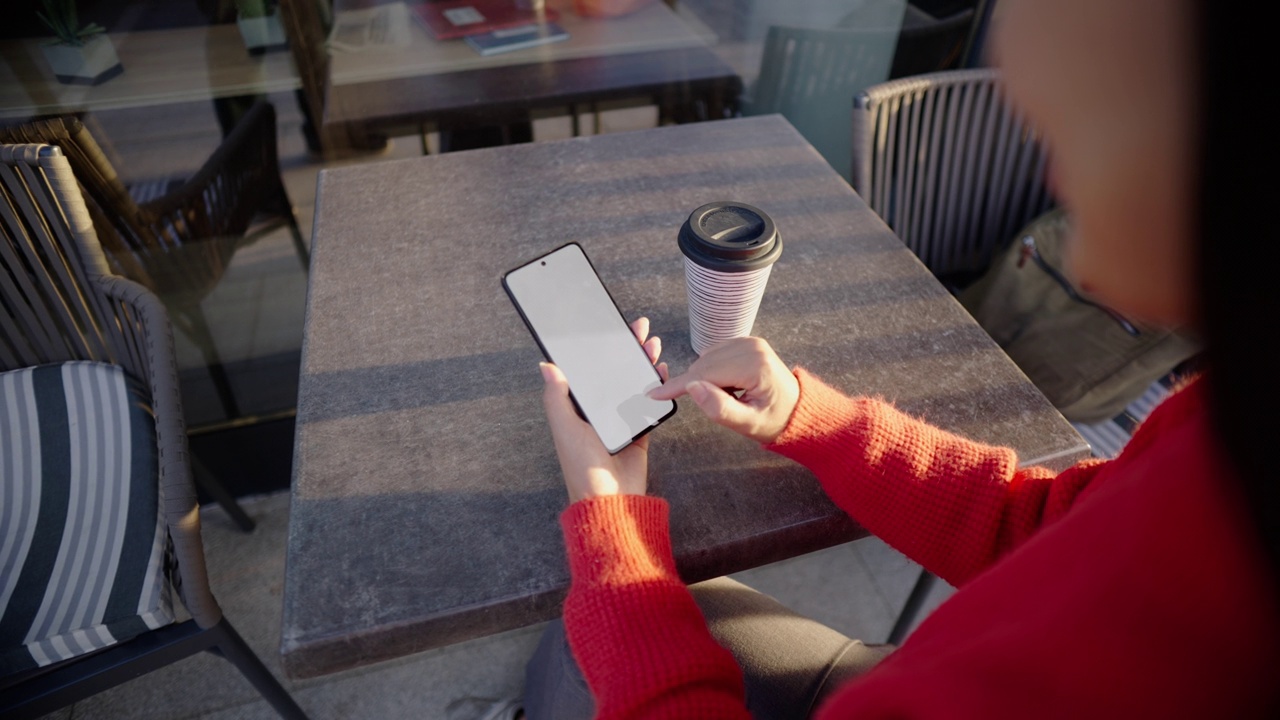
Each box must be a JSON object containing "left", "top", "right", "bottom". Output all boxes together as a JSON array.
[{"left": 280, "top": 115, "right": 1089, "bottom": 679}]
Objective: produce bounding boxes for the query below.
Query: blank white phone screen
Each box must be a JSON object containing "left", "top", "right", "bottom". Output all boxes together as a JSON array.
[{"left": 506, "top": 245, "right": 673, "bottom": 453}]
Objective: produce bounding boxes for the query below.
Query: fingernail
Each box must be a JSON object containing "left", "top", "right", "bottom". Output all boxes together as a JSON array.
[
  {"left": 539, "top": 362, "right": 554, "bottom": 383},
  {"left": 686, "top": 381, "right": 708, "bottom": 403}
]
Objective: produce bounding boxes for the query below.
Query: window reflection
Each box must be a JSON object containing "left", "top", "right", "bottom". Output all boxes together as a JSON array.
[{"left": 1, "top": 0, "right": 978, "bottom": 455}]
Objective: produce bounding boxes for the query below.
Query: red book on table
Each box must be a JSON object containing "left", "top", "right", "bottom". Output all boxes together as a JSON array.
[{"left": 412, "top": 1, "right": 563, "bottom": 40}]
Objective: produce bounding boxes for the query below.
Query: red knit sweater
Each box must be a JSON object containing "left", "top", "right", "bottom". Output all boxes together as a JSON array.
[{"left": 559, "top": 369, "right": 1280, "bottom": 718}]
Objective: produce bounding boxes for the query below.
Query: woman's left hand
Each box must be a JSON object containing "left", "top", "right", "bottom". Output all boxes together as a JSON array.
[{"left": 540, "top": 317, "right": 667, "bottom": 502}]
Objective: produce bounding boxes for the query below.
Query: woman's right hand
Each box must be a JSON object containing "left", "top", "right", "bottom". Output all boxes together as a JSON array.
[{"left": 647, "top": 337, "right": 800, "bottom": 444}]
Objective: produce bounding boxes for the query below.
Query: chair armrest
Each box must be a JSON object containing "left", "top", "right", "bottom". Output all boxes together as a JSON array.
[
  {"left": 137, "top": 101, "right": 280, "bottom": 242},
  {"left": 95, "top": 274, "right": 223, "bottom": 630}
]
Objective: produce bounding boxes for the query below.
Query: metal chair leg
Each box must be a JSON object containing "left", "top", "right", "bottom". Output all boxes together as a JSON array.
[
  {"left": 0, "top": 619, "right": 308, "bottom": 720},
  {"left": 886, "top": 569, "right": 938, "bottom": 646},
  {"left": 277, "top": 184, "right": 311, "bottom": 274},
  {"left": 286, "top": 213, "right": 310, "bottom": 274},
  {"left": 191, "top": 454, "right": 255, "bottom": 532},
  {"left": 208, "top": 619, "right": 309, "bottom": 720},
  {"left": 1, "top": 621, "right": 212, "bottom": 719},
  {"left": 180, "top": 304, "right": 242, "bottom": 420}
]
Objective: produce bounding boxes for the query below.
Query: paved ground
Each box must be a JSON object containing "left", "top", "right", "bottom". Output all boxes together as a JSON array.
[{"left": 39, "top": 491, "right": 949, "bottom": 720}]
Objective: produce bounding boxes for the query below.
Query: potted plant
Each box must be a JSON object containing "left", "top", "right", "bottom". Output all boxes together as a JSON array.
[
  {"left": 36, "top": 0, "right": 123, "bottom": 86},
  {"left": 236, "top": 0, "right": 288, "bottom": 56}
]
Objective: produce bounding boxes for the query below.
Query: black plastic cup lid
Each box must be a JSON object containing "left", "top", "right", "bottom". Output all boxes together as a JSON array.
[{"left": 678, "top": 201, "right": 782, "bottom": 273}]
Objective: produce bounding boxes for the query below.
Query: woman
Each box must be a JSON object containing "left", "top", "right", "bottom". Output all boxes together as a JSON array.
[{"left": 515, "top": 0, "right": 1280, "bottom": 716}]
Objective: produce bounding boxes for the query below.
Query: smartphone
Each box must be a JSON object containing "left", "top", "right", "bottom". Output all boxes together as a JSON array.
[{"left": 503, "top": 243, "right": 676, "bottom": 454}]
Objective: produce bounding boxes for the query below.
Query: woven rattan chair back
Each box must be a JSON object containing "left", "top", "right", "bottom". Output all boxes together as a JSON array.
[
  {"left": 1, "top": 144, "right": 132, "bottom": 375},
  {"left": 0, "top": 102, "right": 292, "bottom": 300},
  {"left": 1, "top": 102, "right": 307, "bottom": 420},
  {"left": 852, "top": 68, "right": 1054, "bottom": 280}
]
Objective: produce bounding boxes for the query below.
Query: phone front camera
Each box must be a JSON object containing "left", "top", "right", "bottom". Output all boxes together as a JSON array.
[{"left": 541, "top": 261, "right": 546, "bottom": 266}]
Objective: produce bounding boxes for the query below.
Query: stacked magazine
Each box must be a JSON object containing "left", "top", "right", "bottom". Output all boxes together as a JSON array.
[
  {"left": 465, "top": 22, "right": 569, "bottom": 55},
  {"left": 412, "top": 1, "right": 570, "bottom": 55}
]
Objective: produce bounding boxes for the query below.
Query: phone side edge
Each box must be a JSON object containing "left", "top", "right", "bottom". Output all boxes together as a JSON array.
[
  {"left": 502, "top": 254, "right": 592, "bottom": 424},
  {"left": 500, "top": 273, "right": 554, "bottom": 366}
]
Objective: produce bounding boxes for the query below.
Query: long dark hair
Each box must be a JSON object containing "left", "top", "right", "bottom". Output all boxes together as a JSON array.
[{"left": 1199, "top": 3, "right": 1280, "bottom": 589}]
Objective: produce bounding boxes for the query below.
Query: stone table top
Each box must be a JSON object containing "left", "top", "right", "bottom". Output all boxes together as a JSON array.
[{"left": 280, "top": 115, "right": 1089, "bottom": 678}]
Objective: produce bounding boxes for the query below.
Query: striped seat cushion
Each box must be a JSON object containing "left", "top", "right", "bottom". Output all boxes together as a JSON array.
[{"left": 1, "top": 362, "right": 174, "bottom": 677}]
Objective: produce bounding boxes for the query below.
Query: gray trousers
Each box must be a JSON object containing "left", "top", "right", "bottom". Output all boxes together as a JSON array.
[{"left": 524, "top": 577, "right": 891, "bottom": 720}]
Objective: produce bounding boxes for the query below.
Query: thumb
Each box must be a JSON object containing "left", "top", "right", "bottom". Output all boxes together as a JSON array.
[
  {"left": 540, "top": 362, "right": 577, "bottom": 425},
  {"left": 686, "top": 381, "right": 758, "bottom": 437}
]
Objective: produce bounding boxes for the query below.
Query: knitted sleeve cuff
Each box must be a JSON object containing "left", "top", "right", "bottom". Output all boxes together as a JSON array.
[
  {"left": 764, "top": 367, "right": 880, "bottom": 467},
  {"left": 560, "top": 494, "right": 678, "bottom": 588}
]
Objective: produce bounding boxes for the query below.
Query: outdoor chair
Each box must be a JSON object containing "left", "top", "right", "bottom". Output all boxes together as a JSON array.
[
  {"left": 0, "top": 101, "right": 309, "bottom": 423},
  {"left": 851, "top": 67, "right": 1054, "bottom": 284},
  {"left": 0, "top": 143, "right": 306, "bottom": 719},
  {"left": 852, "top": 70, "right": 1053, "bottom": 646},
  {"left": 853, "top": 69, "right": 1195, "bottom": 644},
  {"left": 745, "top": 25, "right": 898, "bottom": 181}
]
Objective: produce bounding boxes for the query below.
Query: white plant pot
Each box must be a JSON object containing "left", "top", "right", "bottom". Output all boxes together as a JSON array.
[
  {"left": 40, "top": 33, "right": 123, "bottom": 86},
  {"left": 237, "top": 10, "right": 288, "bottom": 55}
]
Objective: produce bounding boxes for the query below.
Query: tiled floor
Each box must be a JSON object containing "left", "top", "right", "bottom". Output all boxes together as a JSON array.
[
  {"left": 40, "top": 492, "right": 951, "bottom": 720},
  {"left": 29, "top": 96, "right": 956, "bottom": 719}
]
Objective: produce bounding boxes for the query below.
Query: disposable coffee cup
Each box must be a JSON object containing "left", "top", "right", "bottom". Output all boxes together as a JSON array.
[{"left": 678, "top": 201, "right": 782, "bottom": 355}]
